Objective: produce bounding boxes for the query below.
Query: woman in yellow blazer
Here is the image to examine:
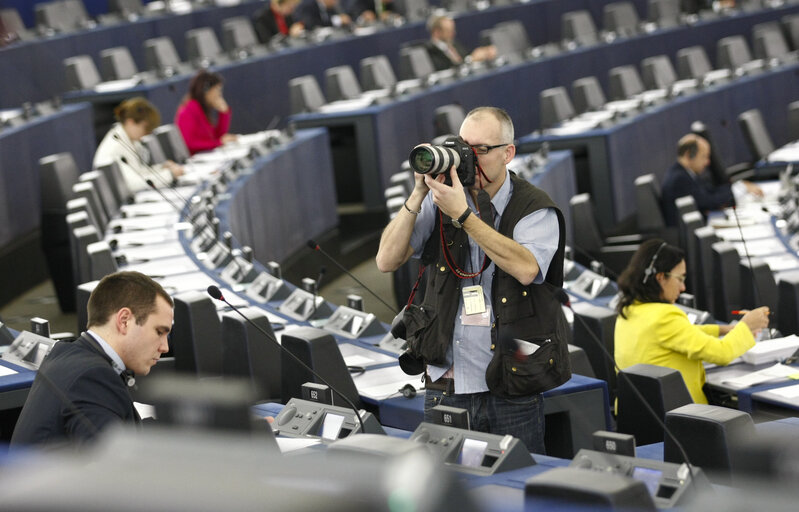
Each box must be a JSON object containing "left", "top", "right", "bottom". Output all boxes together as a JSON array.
[{"left": 614, "top": 239, "right": 770, "bottom": 404}]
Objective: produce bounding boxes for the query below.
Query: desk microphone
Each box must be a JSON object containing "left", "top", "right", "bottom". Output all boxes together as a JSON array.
[
  {"left": 206, "top": 285, "right": 366, "bottom": 433},
  {"left": 306, "top": 239, "right": 397, "bottom": 315},
  {"left": 311, "top": 265, "right": 326, "bottom": 317},
  {"left": 729, "top": 205, "right": 771, "bottom": 336},
  {"left": 555, "top": 288, "right": 699, "bottom": 481}
]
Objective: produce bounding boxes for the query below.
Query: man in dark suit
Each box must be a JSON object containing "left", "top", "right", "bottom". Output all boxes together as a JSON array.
[
  {"left": 11, "top": 271, "right": 173, "bottom": 449},
  {"left": 295, "top": 0, "right": 352, "bottom": 31},
  {"left": 252, "top": 0, "right": 305, "bottom": 43},
  {"left": 424, "top": 15, "right": 496, "bottom": 71},
  {"left": 660, "top": 134, "right": 761, "bottom": 226}
]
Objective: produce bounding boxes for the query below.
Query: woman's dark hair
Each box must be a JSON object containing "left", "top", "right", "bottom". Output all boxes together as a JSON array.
[
  {"left": 615, "top": 239, "right": 685, "bottom": 318},
  {"left": 187, "top": 69, "right": 223, "bottom": 118}
]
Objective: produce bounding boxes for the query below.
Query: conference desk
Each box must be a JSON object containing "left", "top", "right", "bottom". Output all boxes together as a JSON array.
[
  {"left": 0, "top": 102, "right": 96, "bottom": 250},
  {"left": 0, "top": 359, "right": 35, "bottom": 411},
  {"left": 289, "top": 4, "right": 799, "bottom": 218},
  {"left": 0, "top": 0, "right": 264, "bottom": 108}
]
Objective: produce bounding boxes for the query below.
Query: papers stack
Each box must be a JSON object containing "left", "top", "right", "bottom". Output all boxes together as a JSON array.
[
  {"left": 741, "top": 334, "right": 799, "bottom": 365},
  {"left": 721, "top": 363, "right": 799, "bottom": 389}
]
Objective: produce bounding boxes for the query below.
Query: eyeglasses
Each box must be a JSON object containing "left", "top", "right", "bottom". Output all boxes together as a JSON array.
[
  {"left": 665, "top": 273, "right": 687, "bottom": 283},
  {"left": 469, "top": 143, "right": 510, "bottom": 155}
]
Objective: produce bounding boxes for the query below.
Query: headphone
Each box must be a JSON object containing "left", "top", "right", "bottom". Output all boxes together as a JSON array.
[
  {"left": 642, "top": 242, "right": 667, "bottom": 284},
  {"left": 399, "top": 383, "right": 417, "bottom": 399}
]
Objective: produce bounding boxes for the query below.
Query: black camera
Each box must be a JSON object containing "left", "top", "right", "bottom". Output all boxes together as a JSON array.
[{"left": 408, "top": 136, "right": 476, "bottom": 186}]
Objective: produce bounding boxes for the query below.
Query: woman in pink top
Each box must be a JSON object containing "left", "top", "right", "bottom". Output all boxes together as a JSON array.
[{"left": 175, "top": 70, "right": 238, "bottom": 154}]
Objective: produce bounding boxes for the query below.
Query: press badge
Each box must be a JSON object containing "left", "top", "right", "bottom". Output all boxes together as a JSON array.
[{"left": 462, "top": 285, "right": 491, "bottom": 326}]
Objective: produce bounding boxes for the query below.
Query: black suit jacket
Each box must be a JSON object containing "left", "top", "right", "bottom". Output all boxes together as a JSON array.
[
  {"left": 660, "top": 162, "right": 734, "bottom": 226},
  {"left": 252, "top": 6, "right": 297, "bottom": 43},
  {"left": 10, "top": 334, "right": 139, "bottom": 448},
  {"left": 423, "top": 40, "right": 468, "bottom": 72},
  {"left": 295, "top": 0, "right": 345, "bottom": 30}
]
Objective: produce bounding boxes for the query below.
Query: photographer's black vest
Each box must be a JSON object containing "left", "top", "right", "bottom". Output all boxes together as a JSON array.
[{"left": 412, "top": 172, "right": 571, "bottom": 392}]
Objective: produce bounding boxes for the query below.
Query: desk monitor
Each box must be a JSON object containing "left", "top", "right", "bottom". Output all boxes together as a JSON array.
[
  {"left": 409, "top": 422, "right": 535, "bottom": 475},
  {"left": 273, "top": 398, "right": 384, "bottom": 440},
  {"left": 219, "top": 258, "right": 257, "bottom": 285},
  {"left": 569, "top": 269, "right": 616, "bottom": 300},
  {"left": 278, "top": 288, "right": 333, "bottom": 322},
  {"left": 323, "top": 305, "right": 386, "bottom": 339},
  {"left": 1, "top": 331, "right": 57, "bottom": 370},
  {"left": 246, "top": 270, "right": 291, "bottom": 303}
]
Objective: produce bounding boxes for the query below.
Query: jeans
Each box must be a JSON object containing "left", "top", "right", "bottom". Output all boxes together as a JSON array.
[{"left": 423, "top": 389, "right": 546, "bottom": 454}]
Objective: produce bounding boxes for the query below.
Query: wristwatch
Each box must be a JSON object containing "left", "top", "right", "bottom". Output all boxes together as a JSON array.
[{"left": 452, "top": 208, "right": 472, "bottom": 228}]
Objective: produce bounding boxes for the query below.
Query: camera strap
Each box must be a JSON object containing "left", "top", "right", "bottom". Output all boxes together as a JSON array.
[{"left": 438, "top": 207, "right": 491, "bottom": 279}]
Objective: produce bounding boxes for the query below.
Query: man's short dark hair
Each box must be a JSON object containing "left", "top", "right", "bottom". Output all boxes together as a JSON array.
[
  {"left": 87, "top": 271, "right": 174, "bottom": 328},
  {"left": 677, "top": 134, "right": 704, "bottom": 159}
]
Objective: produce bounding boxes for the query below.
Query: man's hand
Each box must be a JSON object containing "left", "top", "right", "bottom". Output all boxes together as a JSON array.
[
  {"left": 424, "top": 166, "right": 468, "bottom": 219},
  {"left": 743, "top": 180, "right": 764, "bottom": 198}
]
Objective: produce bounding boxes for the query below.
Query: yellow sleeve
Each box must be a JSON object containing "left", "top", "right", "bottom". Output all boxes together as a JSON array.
[{"left": 654, "top": 307, "right": 755, "bottom": 366}]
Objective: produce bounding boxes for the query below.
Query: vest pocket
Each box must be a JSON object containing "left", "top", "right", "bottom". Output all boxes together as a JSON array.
[{"left": 485, "top": 334, "right": 563, "bottom": 397}]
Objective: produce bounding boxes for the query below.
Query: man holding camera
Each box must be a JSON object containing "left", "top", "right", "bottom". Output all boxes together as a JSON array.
[{"left": 376, "top": 107, "right": 570, "bottom": 453}]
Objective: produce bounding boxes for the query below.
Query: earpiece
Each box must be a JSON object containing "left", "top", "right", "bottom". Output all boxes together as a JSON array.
[
  {"left": 121, "top": 369, "right": 136, "bottom": 389},
  {"left": 642, "top": 242, "right": 667, "bottom": 284},
  {"left": 400, "top": 383, "right": 417, "bottom": 399}
]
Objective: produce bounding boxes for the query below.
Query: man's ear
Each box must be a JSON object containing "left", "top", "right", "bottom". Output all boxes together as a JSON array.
[
  {"left": 115, "top": 307, "right": 133, "bottom": 335},
  {"left": 504, "top": 144, "right": 516, "bottom": 165}
]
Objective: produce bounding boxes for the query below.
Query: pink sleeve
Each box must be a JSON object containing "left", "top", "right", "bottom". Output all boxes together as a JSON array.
[
  {"left": 175, "top": 100, "right": 230, "bottom": 154},
  {"left": 214, "top": 108, "right": 232, "bottom": 139}
]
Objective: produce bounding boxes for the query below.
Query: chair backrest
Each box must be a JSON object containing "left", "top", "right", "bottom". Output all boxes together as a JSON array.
[
  {"left": 648, "top": 0, "right": 681, "bottom": 28},
  {"left": 288, "top": 75, "right": 326, "bottom": 115},
  {"left": 109, "top": 0, "right": 145, "bottom": 17},
  {"left": 0, "top": 8, "right": 32, "bottom": 40},
  {"left": 186, "top": 27, "right": 224, "bottom": 66},
  {"left": 221, "top": 308, "right": 281, "bottom": 400},
  {"left": 144, "top": 36, "right": 182, "bottom": 73},
  {"left": 570, "top": 193, "right": 604, "bottom": 253},
  {"left": 787, "top": 100, "right": 799, "bottom": 142},
  {"left": 398, "top": 46, "right": 436, "bottom": 80},
  {"left": 664, "top": 403, "right": 755, "bottom": 485},
  {"left": 99, "top": 46, "right": 139, "bottom": 81},
  {"left": 641, "top": 54, "right": 677, "bottom": 90},
  {"left": 540, "top": 87, "right": 575, "bottom": 130},
  {"left": 221, "top": 16, "right": 259, "bottom": 52},
  {"left": 67, "top": 197, "right": 100, "bottom": 232},
  {"left": 674, "top": 194, "right": 698, "bottom": 217},
  {"left": 64, "top": 55, "right": 101, "bottom": 91},
  {"left": 480, "top": 27, "right": 522, "bottom": 63},
  {"left": 634, "top": 174, "right": 666, "bottom": 231},
  {"left": 717, "top": 35, "right": 754, "bottom": 70},
  {"left": 495, "top": 20, "right": 531, "bottom": 53},
  {"left": 36, "top": 1, "right": 72, "bottom": 33},
  {"left": 571, "top": 302, "right": 618, "bottom": 394},
  {"left": 153, "top": 124, "right": 191, "bottom": 164},
  {"left": 711, "top": 241, "right": 742, "bottom": 322},
  {"left": 608, "top": 65, "right": 644, "bottom": 100},
  {"left": 617, "top": 363, "right": 693, "bottom": 446},
  {"left": 777, "top": 273, "right": 799, "bottom": 337},
  {"left": 72, "top": 181, "right": 108, "bottom": 233},
  {"left": 693, "top": 225, "right": 720, "bottom": 312},
  {"left": 678, "top": 210, "right": 703, "bottom": 290},
  {"left": 676, "top": 45, "right": 713, "bottom": 80},
  {"left": 572, "top": 76, "right": 607, "bottom": 113},
  {"left": 141, "top": 134, "right": 167, "bottom": 165},
  {"left": 603, "top": 2, "right": 640, "bottom": 37},
  {"left": 753, "top": 22, "right": 791, "bottom": 61},
  {"left": 433, "top": 104, "right": 465, "bottom": 137},
  {"left": 86, "top": 240, "right": 119, "bottom": 281},
  {"left": 39, "top": 152, "right": 81, "bottom": 213},
  {"left": 72, "top": 224, "right": 101, "bottom": 285},
  {"left": 360, "top": 55, "right": 397, "bottom": 91},
  {"left": 562, "top": 10, "right": 598, "bottom": 47},
  {"left": 325, "top": 65, "right": 363, "bottom": 102},
  {"left": 738, "top": 108, "right": 775, "bottom": 161},
  {"left": 739, "top": 258, "right": 778, "bottom": 316},
  {"left": 171, "top": 291, "right": 223, "bottom": 376},
  {"left": 567, "top": 344, "right": 596, "bottom": 378},
  {"left": 392, "top": 0, "right": 429, "bottom": 23},
  {"left": 79, "top": 170, "right": 119, "bottom": 220},
  {"left": 96, "top": 161, "right": 132, "bottom": 207},
  {"left": 783, "top": 13, "right": 799, "bottom": 51}
]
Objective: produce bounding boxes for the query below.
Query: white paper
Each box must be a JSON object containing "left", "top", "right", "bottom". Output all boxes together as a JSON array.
[
  {"left": 134, "top": 402, "right": 156, "bottom": 420},
  {"left": 352, "top": 366, "right": 421, "bottom": 400},
  {"left": 721, "top": 363, "right": 799, "bottom": 389},
  {"left": 741, "top": 335, "right": 799, "bottom": 365},
  {"left": 766, "top": 383, "right": 799, "bottom": 399},
  {"left": 0, "top": 365, "right": 19, "bottom": 377},
  {"left": 275, "top": 437, "right": 322, "bottom": 453},
  {"left": 338, "top": 343, "right": 395, "bottom": 367}
]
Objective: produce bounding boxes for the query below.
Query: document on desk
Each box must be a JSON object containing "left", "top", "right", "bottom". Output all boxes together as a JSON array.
[
  {"left": 714, "top": 224, "right": 775, "bottom": 241},
  {"left": 0, "top": 365, "right": 19, "bottom": 377},
  {"left": 721, "top": 363, "right": 799, "bottom": 389},
  {"left": 352, "top": 366, "right": 421, "bottom": 400},
  {"left": 338, "top": 343, "right": 395, "bottom": 368},
  {"left": 765, "top": 383, "right": 799, "bottom": 399},
  {"left": 741, "top": 334, "right": 799, "bottom": 365}
]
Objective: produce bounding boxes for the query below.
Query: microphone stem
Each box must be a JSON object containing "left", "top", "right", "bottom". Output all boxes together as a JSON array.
[{"left": 314, "top": 246, "right": 397, "bottom": 314}]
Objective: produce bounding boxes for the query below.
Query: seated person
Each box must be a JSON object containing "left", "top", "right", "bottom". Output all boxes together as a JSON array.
[
  {"left": 175, "top": 70, "right": 238, "bottom": 155},
  {"left": 614, "top": 239, "right": 770, "bottom": 404},
  {"left": 661, "top": 134, "right": 762, "bottom": 226},
  {"left": 295, "top": 0, "right": 352, "bottom": 31},
  {"left": 10, "top": 271, "right": 173, "bottom": 449},
  {"left": 93, "top": 97, "right": 184, "bottom": 194},
  {"left": 346, "top": 0, "right": 398, "bottom": 24},
  {"left": 253, "top": 0, "right": 305, "bottom": 43},
  {"left": 424, "top": 15, "right": 496, "bottom": 71}
]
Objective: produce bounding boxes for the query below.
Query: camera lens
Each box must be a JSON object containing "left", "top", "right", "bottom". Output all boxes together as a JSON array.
[{"left": 409, "top": 144, "right": 460, "bottom": 175}]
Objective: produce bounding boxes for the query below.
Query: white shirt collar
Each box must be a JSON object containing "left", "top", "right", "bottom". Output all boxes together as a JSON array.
[{"left": 87, "top": 329, "right": 127, "bottom": 374}]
